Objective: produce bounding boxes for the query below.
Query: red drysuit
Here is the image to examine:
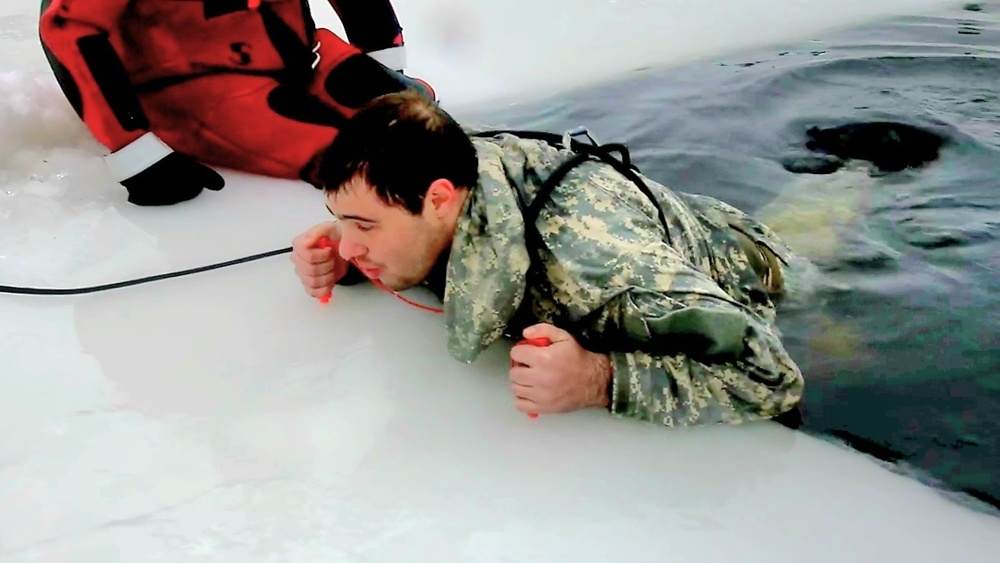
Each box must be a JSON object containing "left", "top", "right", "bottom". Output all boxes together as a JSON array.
[{"left": 38, "top": 0, "right": 434, "bottom": 205}]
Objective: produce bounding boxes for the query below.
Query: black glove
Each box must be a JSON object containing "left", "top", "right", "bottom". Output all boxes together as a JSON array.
[
  {"left": 121, "top": 152, "right": 225, "bottom": 206},
  {"left": 64, "top": 34, "right": 227, "bottom": 206}
]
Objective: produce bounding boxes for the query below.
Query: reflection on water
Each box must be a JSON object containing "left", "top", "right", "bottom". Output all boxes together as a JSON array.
[{"left": 459, "top": 2, "right": 1000, "bottom": 513}]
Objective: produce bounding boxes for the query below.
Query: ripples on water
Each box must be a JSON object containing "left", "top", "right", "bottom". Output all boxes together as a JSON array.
[{"left": 461, "top": 2, "right": 1000, "bottom": 513}]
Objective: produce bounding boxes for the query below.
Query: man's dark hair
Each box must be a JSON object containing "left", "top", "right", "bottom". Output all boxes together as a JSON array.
[{"left": 316, "top": 90, "right": 480, "bottom": 214}]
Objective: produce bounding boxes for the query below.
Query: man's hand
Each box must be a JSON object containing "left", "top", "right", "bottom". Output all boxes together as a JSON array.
[
  {"left": 508, "top": 323, "right": 612, "bottom": 415},
  {"left": 291, "top": 222, "right": 353, "bottom": 298}
]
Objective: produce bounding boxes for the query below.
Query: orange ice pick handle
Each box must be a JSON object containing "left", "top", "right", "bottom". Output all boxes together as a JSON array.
[{"left": 316, "top": 236, "right": 335, "bottom": 304}]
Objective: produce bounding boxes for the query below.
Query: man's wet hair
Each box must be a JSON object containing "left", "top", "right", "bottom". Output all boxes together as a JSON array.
[{"left": 317, "top": 90, "right": 480, "bottom": 215}]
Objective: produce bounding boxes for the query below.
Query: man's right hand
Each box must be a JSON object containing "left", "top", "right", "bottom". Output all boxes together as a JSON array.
[{"left": 291, "top": 222, "right": 355, "bottom": 298}]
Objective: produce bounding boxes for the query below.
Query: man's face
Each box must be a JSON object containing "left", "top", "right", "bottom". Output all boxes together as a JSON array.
[{"left": 326, "top": 178, "right": 459, "bottom": 291}]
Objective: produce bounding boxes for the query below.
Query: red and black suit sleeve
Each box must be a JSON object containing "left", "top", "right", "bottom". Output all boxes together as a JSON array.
[
  {"left": 39, "top": 0, "right": 151, "bottom": 153},
  {"left": 327, "top": 0, "right": 404, "bottom": 53}
]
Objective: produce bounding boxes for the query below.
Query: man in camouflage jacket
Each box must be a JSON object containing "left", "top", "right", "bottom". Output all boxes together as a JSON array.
[{"left": 291, "top": 91, "right": 804, "bottom": 427}]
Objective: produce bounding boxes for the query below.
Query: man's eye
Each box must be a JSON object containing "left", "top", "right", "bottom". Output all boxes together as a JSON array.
[{"left": 356, "top": 223, "right": 374, "bottom": 232}]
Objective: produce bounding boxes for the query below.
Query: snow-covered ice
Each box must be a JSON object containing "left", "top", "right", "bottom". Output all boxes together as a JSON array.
[{"left": 2, "top": 1, "right": 998, "bottom": 561}]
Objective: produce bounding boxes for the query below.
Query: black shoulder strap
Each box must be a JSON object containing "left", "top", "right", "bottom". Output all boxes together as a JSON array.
[{"left": 470, "top": 127, "right": 672, "bottom": 245}]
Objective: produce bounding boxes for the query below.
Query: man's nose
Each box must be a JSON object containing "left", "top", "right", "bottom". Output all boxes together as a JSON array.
[{"left": 338, "top": 236, "right": 366, "bottom": 262}]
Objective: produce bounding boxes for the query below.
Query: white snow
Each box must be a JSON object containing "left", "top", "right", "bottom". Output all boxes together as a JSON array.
[{"left": 2, "top": 0, "right": 998, "bottom": 561}]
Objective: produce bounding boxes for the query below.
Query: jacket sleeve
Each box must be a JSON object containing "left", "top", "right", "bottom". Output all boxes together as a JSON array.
[
  {"left": 599, "top": 284, "right": 804, "bottom": 427},
  {"left": 39, "top": 0, "right": 152, "bottom": 154},
  {"left": 537, "top": 170, "right": 805, "bottom": 427}
]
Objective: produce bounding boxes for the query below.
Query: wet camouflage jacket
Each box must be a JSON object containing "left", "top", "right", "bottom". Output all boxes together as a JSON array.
[{"left": 443, "top": 132, "right": 804, "bottom": 427}]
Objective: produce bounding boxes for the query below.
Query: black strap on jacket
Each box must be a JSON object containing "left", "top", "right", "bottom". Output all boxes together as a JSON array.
[
  {"left": 470, "top": 127, "right": 673, "bottom": 247},
  {"left": 470, "top": 127, "right": 676, "bottom": 355}
]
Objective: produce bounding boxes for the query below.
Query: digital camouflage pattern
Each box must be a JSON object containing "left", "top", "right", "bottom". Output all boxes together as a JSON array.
[{"left": 444, "top": 133, "right": 805, "bottom": 427}]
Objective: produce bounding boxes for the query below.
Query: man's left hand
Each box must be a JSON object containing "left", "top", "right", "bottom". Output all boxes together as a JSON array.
[{"left": 508, "top": 323, "right": 612, "bottom": 415}]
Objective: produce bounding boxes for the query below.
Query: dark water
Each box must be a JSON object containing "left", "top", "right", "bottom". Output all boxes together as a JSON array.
[{"left": 458, "top": 3, "right": 1000, "bottom": 513}]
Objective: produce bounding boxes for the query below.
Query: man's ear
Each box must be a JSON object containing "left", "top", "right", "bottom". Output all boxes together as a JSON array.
[{"left": 424, "top": 178, "right": 459, "bottom": 217}]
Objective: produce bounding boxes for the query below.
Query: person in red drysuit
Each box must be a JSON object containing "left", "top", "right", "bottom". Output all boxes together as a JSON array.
[{"left": 38, "top": 0, "right": 436, "bottom": 206}]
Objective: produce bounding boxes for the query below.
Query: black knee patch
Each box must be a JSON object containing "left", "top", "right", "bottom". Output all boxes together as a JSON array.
[
  {"left": 204, "top": 0, "right": 249, "bottom": 19},
  {"left": 267, "top": 84, "right": 347, "bottom": 129},
  {"left": 323, "top": 54, "right": 407, "bottom": 109},
  {"left": 77, "top": 34, "right": 150, "bottom": 131}
]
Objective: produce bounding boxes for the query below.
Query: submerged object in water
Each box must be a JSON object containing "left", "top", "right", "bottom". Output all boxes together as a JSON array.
[{"left": 783, "top": 121, "right": 949, "bottom": 174}]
